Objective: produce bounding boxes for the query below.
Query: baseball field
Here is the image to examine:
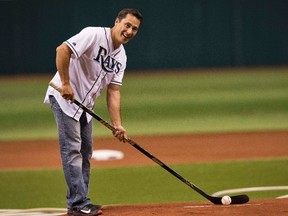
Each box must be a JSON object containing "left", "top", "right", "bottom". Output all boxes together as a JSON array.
[{"left": 0, "top": 67, "right": 288, "bottom": 215}]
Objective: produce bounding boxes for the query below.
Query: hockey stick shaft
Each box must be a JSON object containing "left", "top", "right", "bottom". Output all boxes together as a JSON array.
[{"left": 49, "top": 82, "right": 249, "bottom": 205}]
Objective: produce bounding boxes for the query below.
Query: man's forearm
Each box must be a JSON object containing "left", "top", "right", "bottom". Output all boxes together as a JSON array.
[
  {"left": 55, "top": 43, "right": 75, "bottom": 100},
  {"left": 107, "top": 85, "right": 122, "bottom": 127},
  {"left": 56, "top": 43, "right": 72, "bottom": 86},
  {"left": 107, "top": 84, "right": 127, "bottom": 142}
]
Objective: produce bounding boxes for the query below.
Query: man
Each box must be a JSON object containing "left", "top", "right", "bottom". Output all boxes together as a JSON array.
[{"left": 44, "top": 8, "right": 143, "bottom": 216}]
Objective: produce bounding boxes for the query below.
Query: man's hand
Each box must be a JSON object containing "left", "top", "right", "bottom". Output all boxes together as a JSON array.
[
  {"left": 113, "top": 125, "right": 127, "bottom": 142},
  {"left": 61, "top": 83, "right": 75, "bottom": 101}
]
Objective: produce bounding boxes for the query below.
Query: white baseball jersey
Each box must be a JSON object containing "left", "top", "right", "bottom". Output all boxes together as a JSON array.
[{"left": 44, "top": 27, "right": 127, "bottom": 122}]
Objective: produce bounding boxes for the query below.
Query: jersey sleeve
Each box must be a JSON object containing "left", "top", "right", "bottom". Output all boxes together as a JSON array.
[
  {"left": 111, "top": 70, "right": 125, "bottom": 85},
  {"left": 64, "top": 27, "right": 97, "bottom": 58},
  {"left": 111, "top": 50, "right": 127, "bottom": 86}
]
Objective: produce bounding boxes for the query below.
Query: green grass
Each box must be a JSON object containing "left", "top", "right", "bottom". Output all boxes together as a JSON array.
[
  {"left": 0, "top": 159, "right": 287, "bottom": 208},
  {"left": 0, "top": 67, "right": 288, "bottom": 141}
]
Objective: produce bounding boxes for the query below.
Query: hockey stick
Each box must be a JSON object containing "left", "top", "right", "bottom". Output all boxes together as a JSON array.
[{"left": 49, "top": 82, "right": 249, "bottom": 205}]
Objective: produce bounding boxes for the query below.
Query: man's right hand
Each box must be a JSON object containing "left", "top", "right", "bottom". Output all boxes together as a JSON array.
[{"left": 61, "top": 83, "right": 75, "bottom": 101}]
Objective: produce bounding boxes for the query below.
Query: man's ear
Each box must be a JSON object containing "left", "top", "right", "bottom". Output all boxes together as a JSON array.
[{"left": 115, "top": 18, "right": 120, "bottom": 25}]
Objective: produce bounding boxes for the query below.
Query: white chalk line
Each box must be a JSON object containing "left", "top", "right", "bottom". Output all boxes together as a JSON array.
[
  {"left": 0, "top": 208, "right": 66, "bottom": 216},
  {"left": 184, "top": 203, "right": 262, "bottom": 208},
  {"left": 184, "top": 205, "right": 212, "bottom": 208},
  {"left": 212, "top": 186, "right": 288, "bottom": 199}
]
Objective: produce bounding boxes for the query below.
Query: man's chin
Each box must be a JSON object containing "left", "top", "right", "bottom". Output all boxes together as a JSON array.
[
  {"left": 122, "top": 39, "right": 130, "bottom": 44},
  {"left": 121, "top": 35, "right": 131, "bottom": 43}
]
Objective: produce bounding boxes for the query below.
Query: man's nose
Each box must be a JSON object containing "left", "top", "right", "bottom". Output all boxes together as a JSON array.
[{"left": 127, "top": 27, "right": 133, "bottom": 34}]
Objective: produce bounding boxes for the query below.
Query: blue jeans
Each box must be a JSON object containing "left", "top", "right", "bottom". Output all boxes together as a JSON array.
[{"left": 49, "top": 96, "right": 93, "bottom": 209}]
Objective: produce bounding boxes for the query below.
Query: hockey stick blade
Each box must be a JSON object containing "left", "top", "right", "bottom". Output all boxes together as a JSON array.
[
  {"left": 208, "top": 194, "right": 249, "bottom": 205},
  {"left": 230, "top": 194, "right": 250, "bottom": 204},
  {"left": 49, "top": 82, "right": 250, "bottom": 205}
]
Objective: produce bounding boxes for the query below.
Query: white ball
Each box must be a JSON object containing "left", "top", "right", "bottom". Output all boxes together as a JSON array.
[{"left": 221, "top": 195, "right": 232, "bottom": 205}]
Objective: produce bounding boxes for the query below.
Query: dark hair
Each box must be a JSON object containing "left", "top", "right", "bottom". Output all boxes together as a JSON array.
[{"left": 117, "top": 8, "right": 143, "bottom": 25}]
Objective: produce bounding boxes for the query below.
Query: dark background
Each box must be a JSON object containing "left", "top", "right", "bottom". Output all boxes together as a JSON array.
[{"left": 1, "top": 0, "right": 287, "bottom": 75}]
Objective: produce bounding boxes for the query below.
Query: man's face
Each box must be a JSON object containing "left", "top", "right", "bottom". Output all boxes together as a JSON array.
[{"left": 113, "top": 14, "right": 141, "bottom": 45}]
